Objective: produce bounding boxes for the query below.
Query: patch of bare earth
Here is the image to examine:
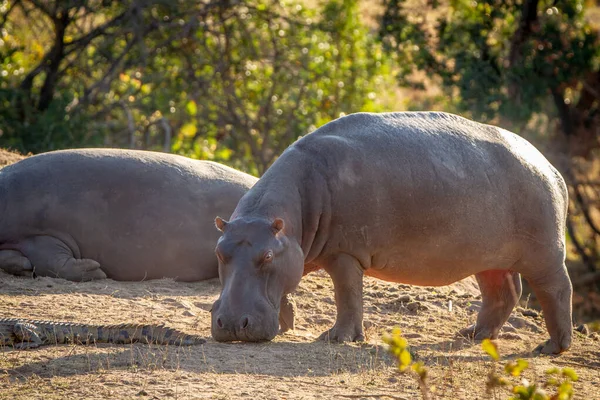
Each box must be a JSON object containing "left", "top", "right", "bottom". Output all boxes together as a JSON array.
[
  {"left": 0, "top": 270, "right": 599, "bottom": 400},
  {"left": 0, "top": 149, "right": 25, "bottom": 168}
]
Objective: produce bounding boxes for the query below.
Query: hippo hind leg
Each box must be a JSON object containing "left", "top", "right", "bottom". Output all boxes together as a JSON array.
[
  {"left": 0, "top": 250, "right": 34, "bottom": 277},
  {"left": 520, "top": 259, "right": 572, "bottom": 354},
  {"left": 460, "top": 270, "right": 522, "bottom": 340},
  {"left": 19, "top": 235, "right": 107, "bottom": 282}
]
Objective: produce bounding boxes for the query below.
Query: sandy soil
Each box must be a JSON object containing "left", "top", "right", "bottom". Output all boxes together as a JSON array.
[
  {"left": 0, "top": 271, "right": 599, "bottom": 400},
  {"left": 0, "top": 149, "right": 25, "bottom": 167},
  {"left": 0, "top": 149, "right": 599, "bottom": 399}
]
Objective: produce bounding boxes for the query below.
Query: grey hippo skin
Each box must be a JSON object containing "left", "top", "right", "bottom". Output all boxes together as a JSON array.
[
  {"left": 0, "top": 149, "right": 257, "bottom": 282},
  {"left": 211, "top": 112, "right": 572, "bottom": 354}
]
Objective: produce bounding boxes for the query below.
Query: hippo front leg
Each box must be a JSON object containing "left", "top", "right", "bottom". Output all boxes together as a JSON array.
[
  {"left": 279, "top": 294, "right": 297, "bottom": 333},
  {"left": 319, "top": 254, "right": 365, "bottom": 343}
]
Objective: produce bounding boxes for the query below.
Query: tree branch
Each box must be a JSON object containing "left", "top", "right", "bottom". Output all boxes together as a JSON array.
[
  {"left": 0, "top": 0, "right": 20, "bottom": 31},
  {"left": 566, "top": 213, "right": 597, "bottom": 274},
  {"left": 507, "top": 0, "right": 539, "bottom": 99}
]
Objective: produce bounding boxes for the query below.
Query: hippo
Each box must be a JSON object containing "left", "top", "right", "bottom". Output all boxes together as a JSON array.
[
  {"left": 210, "top": 112, "right": 572, "bottom": 354},
  {"left": 0, "top": 149, "right": 257, "bottom": 282}
]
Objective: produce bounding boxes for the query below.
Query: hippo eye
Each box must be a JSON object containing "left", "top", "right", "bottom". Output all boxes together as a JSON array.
[{"left": 263, "top": 250, "right": 274, "bottom": 263}]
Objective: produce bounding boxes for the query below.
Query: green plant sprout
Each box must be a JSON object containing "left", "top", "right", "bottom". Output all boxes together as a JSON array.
[
  {"left": 383, "top": 327, "right": 429, "bottom": 400},
  {"left": 482, "top": 339, "right": 578, "bottom": 400},
  {"left": 383, "top": 329, "right": 579, "bottom": 400}
]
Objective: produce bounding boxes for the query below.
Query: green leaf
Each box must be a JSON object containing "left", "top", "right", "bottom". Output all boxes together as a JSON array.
[
  {"left": 505, "top": 359, "right": 529, "bottom": 376},
  {"left": 186, "top": 100, "right": 198, "bottom": 116},
  {"left": 399, "top": 349, "right": 412, "bottom": 371},
  {"left": 180, "top": 122, "right": 197, "bottom": 137},
  {"left": 482, "top": 339, "right": 499, "bottom": 361},
  {"left": 561, "top": 368, "right": 578, "bottom": 382}
]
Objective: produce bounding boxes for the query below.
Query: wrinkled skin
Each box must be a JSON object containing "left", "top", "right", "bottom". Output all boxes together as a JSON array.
[
  {"left": 211, "top": 217, "right": 303, "bottom": 341},
  {"left": 211, "top": 112, "right": 572, "bottom": 354},
  {"left": 0, "top": 149, "right": 257, "bottom": 282}
]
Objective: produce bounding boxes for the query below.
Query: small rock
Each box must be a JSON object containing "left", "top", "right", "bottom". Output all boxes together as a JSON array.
[
  {"left": 316, "top": 284, "right": 324, "bottom": 289},
  {"left": 388, "top": 377, "right": 398, "bottom": 383},
  {"left": 182, "top": 310, "right": 196, "bottom": 317},
  {"left": 193, "top": 302, "right": 213, "bottom": 311},
  {"left": 406, "top": 301, "right": 422, "bottom": 312},
  {"left": 499, "top": 332, "right": 522, "bottom": 340},
  {"left": 507, "top": 316, "right": 542, "bottom": 333},
  {"left": 575, "top": 324, "right": 590, "bottom": 335},
  {"left": 428, "top": 317, "right": 436, "bottom": 322},
  {"left": 364, "top": 320, "right": 373, "bottom": 329},
  {"left": 517, "top": 307, "right": 539, "bottom": 318},
  {"left": 467, "top": 301, "right": 482, "bottom": 313},
  {"left": 137, "top": 390, "right": 148, "bottom": 396},
  {"left": 398, "top": 294, "right": 412, "bottom": 303}
]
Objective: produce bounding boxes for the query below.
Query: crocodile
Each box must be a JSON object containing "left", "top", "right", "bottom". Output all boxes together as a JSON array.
[{"left": 0, "top": 318, "right": 206, "bottom": 349}]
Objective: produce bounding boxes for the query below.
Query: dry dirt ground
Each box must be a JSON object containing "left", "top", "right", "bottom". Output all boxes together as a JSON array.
[
  {"left": 1, "top": 272, "right": 599, "bottom": 400},
  {"left": 0, "top": 149, "right": 26, "bottom": 167},
  {"left": 0, "top": 149, "right": 599, "bottom": 399}
]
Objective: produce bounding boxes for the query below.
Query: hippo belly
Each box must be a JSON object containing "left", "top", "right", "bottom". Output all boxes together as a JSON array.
[{"left": 0, "top": 149, "right": 257, "bottom": 281}]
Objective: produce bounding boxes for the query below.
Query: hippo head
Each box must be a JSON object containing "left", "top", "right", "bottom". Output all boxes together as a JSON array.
[{"left": 211, "top": 216, "right": 304, "bottom": 342}]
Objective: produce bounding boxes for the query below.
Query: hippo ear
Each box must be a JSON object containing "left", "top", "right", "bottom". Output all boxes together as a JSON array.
[
  {"left": 215, "top": 216, "right": 229, "bottom": 232},
  {"left": 271, "top": 218, "right": 284, "bottom": 235}
]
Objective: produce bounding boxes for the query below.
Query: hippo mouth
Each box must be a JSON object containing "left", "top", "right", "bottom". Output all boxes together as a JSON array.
[{"left": 211, "top": 300, "right": 280, "bottom": 342}]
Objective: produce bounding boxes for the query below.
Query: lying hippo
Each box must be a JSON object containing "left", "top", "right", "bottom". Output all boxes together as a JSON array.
[
  {"left": 0, "top": 149, "right": 257, "bottom": 282},
  {"left": 211, "top": 112, "right": 572, "bottom": 354}
]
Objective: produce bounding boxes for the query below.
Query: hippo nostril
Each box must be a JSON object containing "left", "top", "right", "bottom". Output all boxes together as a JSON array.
[
  {"left": 216, "top": 317, "right": 224, "bottom": 329},
  {"left": 240, "top": 316, "right": 250, "bottom": 330}
]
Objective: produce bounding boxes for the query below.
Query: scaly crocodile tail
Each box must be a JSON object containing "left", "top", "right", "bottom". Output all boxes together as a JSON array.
[
  {"left": 92, "top": 323, "right": 206, "bottom": 345},
  {"left": 0, "top": 318, "right": 206, "bottom": 346}
]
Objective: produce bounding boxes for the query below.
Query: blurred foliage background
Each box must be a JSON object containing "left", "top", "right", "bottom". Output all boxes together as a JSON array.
[{"left": 0, "top": 0, "right": 599, "bottom": 315}]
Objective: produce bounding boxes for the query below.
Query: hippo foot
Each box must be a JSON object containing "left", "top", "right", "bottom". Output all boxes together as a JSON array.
[
  {"left": 318, "top": 324, "right": 365, "bottom": 343},
  {"left": 533, "top": 339, "right": 568, "bottom": 355},
  {"left": 0, "top": 250, "right": 33, "bottom": 277},
  {"left": 56, "top": 258, "right": 107, "bottom": 282},
  {"left": 458, "top": 324, "right": 498, "bottom": 340}
]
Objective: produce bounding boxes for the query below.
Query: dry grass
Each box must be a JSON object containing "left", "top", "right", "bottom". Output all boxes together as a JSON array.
[
  {"left": 0, "top": 149, "right": 26, "bottom": 168},
  {"left": 0, "top": 271, "right": 598, "bottom": 399}
]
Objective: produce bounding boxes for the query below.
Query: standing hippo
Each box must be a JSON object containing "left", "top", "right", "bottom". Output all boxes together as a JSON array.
[
  {"left": 211, "top": 112, "right": 572, "bottom": 354},
  {"left": 0, "top": 149, "right": 257, "bottom": 282}
]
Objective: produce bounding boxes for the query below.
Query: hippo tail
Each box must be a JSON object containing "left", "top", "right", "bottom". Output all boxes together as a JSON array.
[{"left": 551, "top": 166, "right": 569, "bottom": 222}]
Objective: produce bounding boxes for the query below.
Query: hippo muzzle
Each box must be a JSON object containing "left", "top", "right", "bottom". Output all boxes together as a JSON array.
[{"left": 211, "top": 296, "right": 279, "bottom": 342}]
